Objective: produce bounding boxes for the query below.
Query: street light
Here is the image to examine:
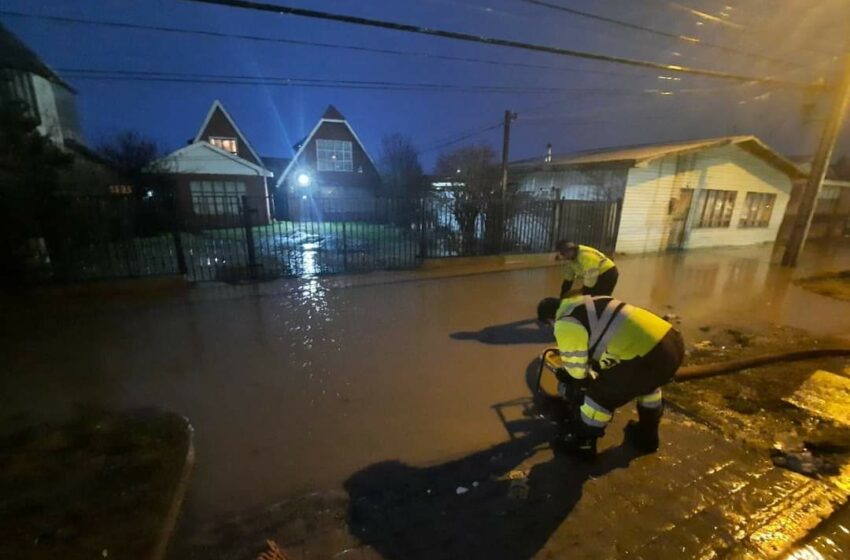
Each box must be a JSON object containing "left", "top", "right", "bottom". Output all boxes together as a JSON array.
[{"left": 297, "top": 173, "right": 311, "bottom": 187}]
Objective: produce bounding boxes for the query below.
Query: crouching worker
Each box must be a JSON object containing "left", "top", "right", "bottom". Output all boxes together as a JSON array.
[
  {"left": 556, "top": 241, "right": 618, "bottom": 298},
  {"left": 537, "top": 295, "right": 685, "bottom": 459}
]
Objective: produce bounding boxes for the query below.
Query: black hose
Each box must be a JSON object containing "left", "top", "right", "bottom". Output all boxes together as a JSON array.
[{"left": 674, "top": 348, "right": 850, "bottom": 382}]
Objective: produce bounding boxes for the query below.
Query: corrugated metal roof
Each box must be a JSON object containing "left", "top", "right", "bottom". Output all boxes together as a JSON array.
[
  {"left": 512, "top": 135, "right": 804, "bottom": 178},
  {"left": 0, "top": 22, "right": 75, "bottom": 92}
]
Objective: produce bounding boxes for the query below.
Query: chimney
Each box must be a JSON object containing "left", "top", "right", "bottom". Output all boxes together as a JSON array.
[{"left": 545, "top": 143, "right": 552, "bottom": 163}]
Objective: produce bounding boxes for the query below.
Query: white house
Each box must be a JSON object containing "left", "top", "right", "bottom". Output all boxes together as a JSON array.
[{"left": 511, "top": 136, "right": 804, "bottom": 254}]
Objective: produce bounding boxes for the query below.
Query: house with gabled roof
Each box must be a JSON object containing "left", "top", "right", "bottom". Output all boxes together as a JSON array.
[
  {"left": 156, "top": 100, "right": 274, "bottom": 226},
  {"left": 511, "top": 135, "right": 804, "bottom": 253},
  {"left": 275, "top": 105, "right": 381, "bottom": 220}
]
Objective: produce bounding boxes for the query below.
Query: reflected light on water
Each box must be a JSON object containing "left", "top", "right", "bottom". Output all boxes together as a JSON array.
[{"left": 786, "top": 545, "right": 825, "bottom": 560}]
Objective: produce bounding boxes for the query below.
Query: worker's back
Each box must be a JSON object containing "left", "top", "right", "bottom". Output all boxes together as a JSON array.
[{"left": 556, "top": 295, "right": 671, "bottom": 368}]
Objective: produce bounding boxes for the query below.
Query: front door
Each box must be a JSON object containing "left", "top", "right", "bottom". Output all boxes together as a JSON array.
[{"left": 667, "top": 189, "right": 694, "bottom": 250}]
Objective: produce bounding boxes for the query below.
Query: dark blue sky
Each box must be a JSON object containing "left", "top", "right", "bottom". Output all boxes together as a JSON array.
[{"left": 3, "top": 0, "right": 849, "bottom": 169}]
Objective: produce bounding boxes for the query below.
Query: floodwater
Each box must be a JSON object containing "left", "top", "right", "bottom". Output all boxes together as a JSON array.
[{"left": 1, "top": 242, "right": 849, "bottom": 529}]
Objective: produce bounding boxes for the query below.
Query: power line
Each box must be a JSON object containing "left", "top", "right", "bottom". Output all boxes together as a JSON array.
[
  {"left": 515, "top": 0, "right": 804, "bottom": 70},
  {"left": 420, "top": 122, "right": 504, "bottom": 153},
  {"left": 57, "top": 68, "right": 661, "bottom": 95},
  {"left": 0, "top": 10, "right": 644, "bottom": 79},
  {"left": 182, "top": 0, "right": 820, "bottom": 88}
]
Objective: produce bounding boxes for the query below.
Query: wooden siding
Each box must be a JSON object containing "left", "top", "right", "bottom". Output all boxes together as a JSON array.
[
  {"left": 284, "top": 120, "right": 380, "bottom": 192},
  {"left": 515, "top": 167, "right": 628, "bottom": 200},
  {"left": 198, "top": 106, "right": 260, "bottom": 165},
  {"left": 615, "top": 144, "right": 792, "bottom": 253}
]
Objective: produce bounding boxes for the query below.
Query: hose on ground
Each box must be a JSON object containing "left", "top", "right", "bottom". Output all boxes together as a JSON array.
[{"left": 674, "top": 348, "right": 850, "bottom": 382}]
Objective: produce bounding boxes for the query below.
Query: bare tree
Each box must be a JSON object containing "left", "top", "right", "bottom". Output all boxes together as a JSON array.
[
  {"left": 96, "top": 130, "right": 170, "bottom": 189},
  {"left": 379, "top": 133, "right": 426, "bottom": 197},
  {"left": 434, "top": 144, "right": 500, "bottom": 254},
  {"left": 97, "top": 131, "right": 175, "bottom": 236}
]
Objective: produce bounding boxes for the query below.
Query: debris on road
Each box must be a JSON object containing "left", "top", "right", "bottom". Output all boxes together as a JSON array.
[
  {"left": 456, "top": 486, "right": 469, "bottom": 495},
  {"left": 662, "top": 313, "right": 680, "bottom": 323},
  {"left": 693, "top": 340, "right": 714, "bottom": 351},
  {"left": 507, "top": 470, "right": 529, "bottom": 500},
  {"left": 770, "top": 448, "right": 839, "bottom": 478}
]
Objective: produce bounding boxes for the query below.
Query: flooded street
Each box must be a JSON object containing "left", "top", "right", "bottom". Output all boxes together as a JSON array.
[{"left": 2, "top": 242, "right": 849, "bottom": 528}]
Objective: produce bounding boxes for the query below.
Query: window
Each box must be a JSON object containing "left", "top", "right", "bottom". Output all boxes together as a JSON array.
[
  {"left": 739, "top": 192, "right": 777, "bottom": 228},
  {"left": 190, "top": 180, "right": 246, "bottom": 215},
  {"left": 694, "top": 189, "right": 737, "bottom": 228},
  {"left": 210, "top": 137, "right": 238, "bottom": 155},
  {"left": 316, "top": 139, "right": 353, "bottom": 171},
  {"left": 0, "top": 69, "right": 40, "bottom": 124}
]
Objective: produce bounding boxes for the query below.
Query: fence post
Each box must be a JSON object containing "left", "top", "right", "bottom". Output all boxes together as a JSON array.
[
  {"left": 170, "top": 192, "right": 188, "bottom": 275},
  {"left": 241, "top": 195, "right": 258, "bottom": 280},
  {"left": 418, "top": 198, "right": 428, "bottom": 260},
  {"left": 611, "top": 198, "right": 624, "bottom": 253},
  {"left": 342, "top": 221, "right": 349, "bottom": 270},
  {"left": 549, "top": 200, "right": 562, "bottom": 251}
]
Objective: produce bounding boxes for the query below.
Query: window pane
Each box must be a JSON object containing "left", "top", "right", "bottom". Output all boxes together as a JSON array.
[
  {"left": 695, "top": 189, "right": 736, "bottom": 228},
  {"left": 317, "top": 139, "right": 354, "bottom": 172}
]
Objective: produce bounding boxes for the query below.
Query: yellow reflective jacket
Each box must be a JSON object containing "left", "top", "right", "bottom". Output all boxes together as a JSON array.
[
  {"left": 563, "top": 245, "right": 616, "bottom": 288},
  {"left": 554, "top": 295, "right": 671, "bottom": 379}
]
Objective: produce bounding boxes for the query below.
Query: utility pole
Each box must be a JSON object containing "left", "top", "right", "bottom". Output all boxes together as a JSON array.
[
  {"left": 500, "top": 109, "right": 517, "bottom": 252},
  {"left": 782, "top": 54, "right": 850, "bottom": 267}
]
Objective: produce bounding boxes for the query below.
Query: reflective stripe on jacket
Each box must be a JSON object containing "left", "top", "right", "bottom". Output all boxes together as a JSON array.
[
  {"left": 563, "top": 245, "right": 616, "bottom": 288},
  {"left": 554, "top": 295, "right": 671, "bottom": 375}
]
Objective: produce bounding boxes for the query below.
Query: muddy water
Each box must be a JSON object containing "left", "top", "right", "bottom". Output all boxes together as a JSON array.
[
  {"left": 786, "top": 503, "right": 850, "bottom": 559},
  {"left": 1, "top": 242, "right": 849, "bottom": 527}
]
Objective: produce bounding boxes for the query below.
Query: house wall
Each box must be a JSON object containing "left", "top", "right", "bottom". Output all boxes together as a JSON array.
[
  {"left": 285, "top": 121, "right": 381, "bottom": 193},
  {"left": 615, "top": 144, "right": 792, "bottom": 253},
  {"left": 776, "top": 180, "right": 850, "bottom": 242},
  {"left": 199, "top": 108, "right": 260, "bottom": 165},
  {"left": 515, "top": 167, "right": 628, "bottom": 200},
  {"left": 31, "top": 74, "right": 63, "bottom": 144},
  {"left": 172, "top": 173, "right": 270, "bottom": 227}
]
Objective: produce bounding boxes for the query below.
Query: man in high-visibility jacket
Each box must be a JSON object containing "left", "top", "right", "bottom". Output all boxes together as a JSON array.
[
  {"left": 537, "top": 295, "right": 685, "bottom": 459},
  {"left": 556, "top": 241, "right": 618, "bottom": 298}
]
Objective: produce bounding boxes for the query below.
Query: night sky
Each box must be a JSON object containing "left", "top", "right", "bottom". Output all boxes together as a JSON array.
[{"left": 3, "top": 0, "right": 850, "bottom": 169}]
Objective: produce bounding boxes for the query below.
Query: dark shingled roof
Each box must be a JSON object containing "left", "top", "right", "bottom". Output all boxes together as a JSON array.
[
  {"left": 321, "top": 104, "right": 346, "bottom": 120},
  {"left": 0, "top": 22, "right": 75, "bottom": 92}
]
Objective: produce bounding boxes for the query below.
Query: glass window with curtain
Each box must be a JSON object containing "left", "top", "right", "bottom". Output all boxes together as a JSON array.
[
  {"left": 694, "top": 189, "right": 737, "bottom": 228},
  {"left": 739, "top": 192, "right": 777, "bottom": 228}
]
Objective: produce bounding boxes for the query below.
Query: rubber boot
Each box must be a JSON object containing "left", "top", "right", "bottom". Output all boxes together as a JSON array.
[
  {"left": 557, "top": 417, "right": 605, "bottom": 461},
  {"left": 624, "top": 404, "right": 663, "bottom": 453}
]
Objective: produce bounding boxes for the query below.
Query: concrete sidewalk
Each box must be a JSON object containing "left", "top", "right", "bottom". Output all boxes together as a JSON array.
[{"left": 179, "top": 408, "right": 850, "bottom": 560}]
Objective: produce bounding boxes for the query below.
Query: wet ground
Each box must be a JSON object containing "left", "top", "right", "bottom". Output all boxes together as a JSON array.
[{"left": 1, "top": 241, "right": 849, "bottom": 547}]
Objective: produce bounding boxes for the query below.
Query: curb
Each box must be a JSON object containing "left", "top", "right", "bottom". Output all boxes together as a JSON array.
[{"left": 150, "top": 419, "right": 196, "bottom": 560}]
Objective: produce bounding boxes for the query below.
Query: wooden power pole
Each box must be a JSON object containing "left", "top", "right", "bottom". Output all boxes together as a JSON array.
[
  {"left": 499, "top": 110, "right": 517, "bottom": 252},
  {"left": 782, "top": 54, "right": 850, "bottom": 267},
  {"left": 500, "top": 109, "right": 518, "bottom": 205}
]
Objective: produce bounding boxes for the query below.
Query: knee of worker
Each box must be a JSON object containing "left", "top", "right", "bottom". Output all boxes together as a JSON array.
[
  {"left": 636, "top": 388, "right": 663, "bottom": 410},
  {"left": 580, "top": 396, "right": 613, "bottom": 430}
]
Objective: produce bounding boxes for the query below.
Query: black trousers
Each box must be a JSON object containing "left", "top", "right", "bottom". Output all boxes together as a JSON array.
[
  {"left": 586, "top": 329, "right": 685, "bottom": 412},
  {"left": 560, "top": 266, "right": 619, "bottom": 298}
]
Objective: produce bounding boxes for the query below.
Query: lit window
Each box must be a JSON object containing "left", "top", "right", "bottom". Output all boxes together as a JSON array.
[
  {"left": 739, "top": 192, "right": 776, "bottom": 228},
  {"left": 693, "top": 189, "right": 737, "bottom": 228},
  {"left": 316, "top": 139, "right": 353, "bottom": 172},
  {"left": 189, "top": 180, "right": 246, "bottom": 215},
  {"left": 210, "top": 137, "right": 238, "bottom": 155}
]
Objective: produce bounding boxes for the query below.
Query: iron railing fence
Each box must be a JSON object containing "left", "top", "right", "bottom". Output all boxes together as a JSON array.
[{"left": 13, "top": 192, "right": 622, "bottom": 284}]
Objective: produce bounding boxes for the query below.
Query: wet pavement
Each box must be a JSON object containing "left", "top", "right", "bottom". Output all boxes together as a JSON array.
[{"left": 1, "top": 241, "right": 849, "bottom": 555}]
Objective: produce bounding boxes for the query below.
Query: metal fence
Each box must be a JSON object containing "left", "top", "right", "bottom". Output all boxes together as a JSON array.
[{"left": 16, "top": 193, "right": 622, "bottom": 284}]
